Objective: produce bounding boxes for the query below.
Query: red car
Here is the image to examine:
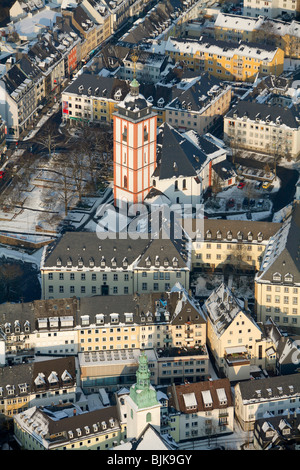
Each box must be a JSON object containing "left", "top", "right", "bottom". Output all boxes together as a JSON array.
[
  {"left": 0, "top": 171, "right": 5, "bottom": 179},
  {"left": 237, "top": 182, "right": 245, "bottom": 189}
]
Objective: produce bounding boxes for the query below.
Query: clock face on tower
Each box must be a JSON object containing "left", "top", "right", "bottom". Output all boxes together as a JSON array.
[{"left": 113, "top": 80, "right": 157, "bottom": 209}]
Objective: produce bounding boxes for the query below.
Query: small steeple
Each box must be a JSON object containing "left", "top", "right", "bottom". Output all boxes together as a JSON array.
[
  {"left": 129, "top": 351, "right": 159, "bottom": 409},
  {"left": 130, "top": 78, "right": 140, "bottom": 97}
]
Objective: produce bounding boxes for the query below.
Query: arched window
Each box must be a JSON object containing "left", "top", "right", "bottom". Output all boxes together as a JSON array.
[
  {"left": 182, "top": 179, "right": 186, "bottom": 190},
  {"left": 175, "top": 180, "right": 178, "bottom": 191},
  {"left": 146, "top": 412, "right": 152, "bottom": 423},
  {"left": 124, "top": 175, "right": 127, "bottom": 189}
]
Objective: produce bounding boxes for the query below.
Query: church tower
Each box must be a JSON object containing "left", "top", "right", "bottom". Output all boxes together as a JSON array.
[
  {"left": 126, "top": 351, "right": 161, "bottom": 440},
  {"left": 113, "top": 77, "right": 157, "bottom": 209}
]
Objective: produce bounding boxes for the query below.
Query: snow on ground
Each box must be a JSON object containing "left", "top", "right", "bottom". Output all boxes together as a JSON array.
[
  {"left": 0, "top": 245, "right": 44, "bottom": 266},
  {"left": 192, "top": 273, "right": 254, "bottom": 300},
  {"left": 205, "top": 177, "right": 275, "bottom": 217}
]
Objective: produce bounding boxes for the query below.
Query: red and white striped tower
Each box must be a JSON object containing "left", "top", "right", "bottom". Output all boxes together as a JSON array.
[{"left": 113, "top": 78, "right": 157, "bottom": 209}]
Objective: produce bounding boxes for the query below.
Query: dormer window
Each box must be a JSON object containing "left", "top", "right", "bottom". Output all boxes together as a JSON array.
[
  {"left": 67, "top": 257, "right": 72, "bottom": 267},
  {"left": 56, "top": 258, "right": 62, "bottom": 267},
  {"left": 146, "top": 257, "right": 151, "bottom": 267},
  {"left": 78, "top": 257, "right": 83, "bottom": 267},
  {"left": 257, "top": 232, "right": 263, "bottom": 242},
  {"left": 123, "top": 258, "right": 128, "bottom": 268},
  {"left": 227, "top": 231, "right": 232, "bottom": 240},
  {"left": 206, "top": 230, "right": 212, "bottom": 239},
  {"left": 273, "top": 272, "right": 282, "bottom": 282},
  {"left": 101, "top": 257, "right": 105, "bottom": 267},
  {"left": 217, "top": 230, "right": 222, "bottom": 239},
  {"left": 96, "top": 314, "right": 104, "bottom": 325},
  {"left": 237, "top": 231, "right": 243, "bottom": 240},
  {"left": 111, "top": 257, "right": 117, "bottom": 267},
  {"left": 81, "top": 315, "right": 89, "bottom": 326},
  {"left": 89, "top": 258, "right": 95, "bottom": 268},
  {"left": 247, "top": 232, "right": 253, "bottom": 241},
  {"left": 285, "top": 273, "right": 293, "bottom": 283}
]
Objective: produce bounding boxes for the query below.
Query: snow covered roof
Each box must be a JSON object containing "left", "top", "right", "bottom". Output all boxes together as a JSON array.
[{"left": 165, "top": 35, "right": 279, "bottom": 62}]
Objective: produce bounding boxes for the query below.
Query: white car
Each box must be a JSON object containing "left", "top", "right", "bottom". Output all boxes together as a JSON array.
[{"left": 47, "top": 110, "right": 52, "bottom": 116}]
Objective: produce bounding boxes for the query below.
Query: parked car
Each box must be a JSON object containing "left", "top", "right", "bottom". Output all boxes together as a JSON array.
[
  {"left": 262, "top": 181, "right": 271, "bottom": 189},
  {"left": 243, "top": 197, "right": 249, "bottom": 206},
  {"left": 0, "top": 171, "right": 5, "bottom": 179},
  {"left": 237, "top": 182, "right": 246, "bottom": 189},
  {"left": 250, "top": 199, "right": 255, "bottom": 206},
  {"left": 257, "top": 199, "right": 264, "bottom": 207},
  {"left": 227, "top": 198, "right": 235, "bottom": 208},
  {"left": 255, "top": 181, "right": 262, "bottom": 189}
]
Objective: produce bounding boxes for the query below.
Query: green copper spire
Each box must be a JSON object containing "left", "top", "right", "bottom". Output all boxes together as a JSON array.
[{"left": 130, "top": 351, "right": 159, "bottom": 409}]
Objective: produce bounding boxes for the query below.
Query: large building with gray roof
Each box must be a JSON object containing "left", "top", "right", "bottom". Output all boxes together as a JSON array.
[
  {"left": 255, "top": 201, "right": 300, "bottom": 330},
  {"left": 224, "top": 99, "right": 300, "bottom": 159},
  {"left": 40, "top": 230, "right": 190, "bottom": 300}
]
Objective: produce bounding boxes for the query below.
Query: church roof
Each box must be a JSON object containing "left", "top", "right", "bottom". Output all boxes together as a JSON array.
[{"left": 154, "top": 123, "right": 208, "bottom": 180}]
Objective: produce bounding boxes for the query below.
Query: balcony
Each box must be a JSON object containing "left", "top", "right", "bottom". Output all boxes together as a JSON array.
[{"left": 224, "top": 346, "right": 250, "bottom": 367}]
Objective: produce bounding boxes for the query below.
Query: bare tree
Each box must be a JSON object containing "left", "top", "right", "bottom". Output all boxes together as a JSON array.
[
  {"left": 50, "top": 155, "right": 76, "bottom": 216},
  {"left": 31, "top": 122, "right": 61, "bottom": 159}
]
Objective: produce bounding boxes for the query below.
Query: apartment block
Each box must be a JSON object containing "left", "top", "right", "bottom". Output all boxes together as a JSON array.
[
  {"left": 213, "top": 13, "right": 300, "bottom": 59},
  {"left": 62, "top": 74, "right": 129, "bottom": 124},
  {"left": 224, "top": 100, "right": 300, "bottom": 159},
  {"left": 164, "top": 36, "right": 284, "bottom": 82},
  {"left": 234, "top": 373, "right": 300, "bottom": 431},
  {"left": 255, "top": 201, "right": 300, "bottom": 330},
  {"left": 167, "top": 378, "right": 234, "bottom": 442},
  {"left": 242, "top": 0, "right": 300, "bottom": 18},
  {"left": 183, "top": 218, "right": 282, "bottom": 273},
  {"left": 14, "top": 403, "right": 123, "bottom": 450},
  {"left": 0, "top": 357, "right": 76, "bottom": 419},
  {"left": 202, "top": 283, "right": 272, "bottom": 381}
]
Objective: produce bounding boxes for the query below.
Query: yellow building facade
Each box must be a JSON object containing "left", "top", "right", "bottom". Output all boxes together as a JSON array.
[{"left": 165, "top": 37, "right": 284, "bottom": 81}]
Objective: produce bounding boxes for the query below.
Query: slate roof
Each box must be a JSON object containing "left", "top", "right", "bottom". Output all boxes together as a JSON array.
[
  {"left": 256, "top": 202, "right": 300, "bottom": 283},
  {"left": 41, "top": 230, "right": 189, "bottom": 270},
  {"left": 2, "top": 64, "right": 28, "bottom": 95},
  {"left": 64, "top": 73, "right": 130, "bottom": 100},
  {"left": 183, "top": 218, "right": 282, "bottom": 242},
  {"left": 78, "top": 285, "right": 204, "bottom": 325},
  {"left": 226, "top": 100, "right": 300, "bottom": 128},
  {"left": 237, "top": 372, "right": 300, "bottom": 401},
  {"left": 167, "top": 73, "right": 227, "bottom": 113},
  {"left": 154, "top": 123, "right": 208, "bottom": 180},
  {"left": 0, "top": 357, "right": 76, "bottom": 399}
]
